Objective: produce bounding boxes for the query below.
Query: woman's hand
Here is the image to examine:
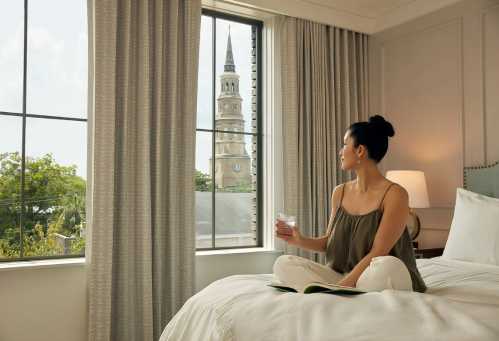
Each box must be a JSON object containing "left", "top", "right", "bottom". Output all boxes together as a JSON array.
[{"left": 274, "top": 219, "right": 302, "bottom": 247}]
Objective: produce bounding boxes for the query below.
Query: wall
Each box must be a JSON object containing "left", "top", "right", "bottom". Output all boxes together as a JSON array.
[
  {"left": 0, "top": 250, "right": 282, "bottom": 341},
  {"left": 195, "top": 250, "right": 282, "bottom": 291},
  {"left": 0, "top": 262, "right": 87, "bottom": 341},
  {"left": 369, "top": 0, "right": 499, "bottom": 248}
]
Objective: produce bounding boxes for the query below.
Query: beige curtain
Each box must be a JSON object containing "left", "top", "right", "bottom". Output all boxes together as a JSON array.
[
  {"left": 86, "top": 0, "right": 201, "bottom": 340},
  {"left": 278, "top": 17, "right": 369, "bottom": 263}
]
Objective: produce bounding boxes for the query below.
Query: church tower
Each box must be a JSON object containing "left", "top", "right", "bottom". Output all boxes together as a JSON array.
[{"left": 210, "top": 29, "right": 251, "bottom": 189}]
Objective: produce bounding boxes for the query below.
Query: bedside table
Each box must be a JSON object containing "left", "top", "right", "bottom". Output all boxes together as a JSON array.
[{"left": 414, "top": 247, "right": 444, "bottom": 259}]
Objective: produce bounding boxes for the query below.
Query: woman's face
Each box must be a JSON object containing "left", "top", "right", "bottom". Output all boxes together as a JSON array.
[{"left": 339, "top": 131, "right": 360, "bottom": 170}]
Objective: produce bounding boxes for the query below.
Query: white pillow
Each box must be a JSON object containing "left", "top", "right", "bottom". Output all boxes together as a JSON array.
[{"left": 443, "top": 188, "right": 499, "bottom": 265}]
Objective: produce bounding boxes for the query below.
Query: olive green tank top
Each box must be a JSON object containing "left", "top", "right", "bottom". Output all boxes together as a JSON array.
[{"left": 325, "top": 183, "right": 427, "bottom": 293}]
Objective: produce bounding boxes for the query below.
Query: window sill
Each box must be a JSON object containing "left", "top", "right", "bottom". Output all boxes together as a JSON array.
[
  {"left": 0, "top": 257, "right": 85, "bottom": 272},
  {"left": 196, "top": 247, "right": 283, "bottom": 256},
  {"left": 0, "top": 248, "right": 283, "bottom": 271}
]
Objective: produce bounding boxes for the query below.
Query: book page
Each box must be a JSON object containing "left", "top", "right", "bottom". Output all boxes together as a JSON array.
[
  {"left": 304, "top": 282, "right": 367, "bottom": 295},
  {"left": 267, "top": 280, "right": 299, "bottom": 292},
  {"left": 268, "top": 280, "right": 366, "bottom": 295}
]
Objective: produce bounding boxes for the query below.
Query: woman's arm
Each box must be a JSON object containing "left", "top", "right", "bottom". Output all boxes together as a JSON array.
[
  {"left": 293, "top": 184, "right": 343, "bottom": 253},
  {"left": 294, "top": 235, "right": 330, "bottom": 253},
  {"left": 337, "top": 184, "right": 409, "bottom": 287}
]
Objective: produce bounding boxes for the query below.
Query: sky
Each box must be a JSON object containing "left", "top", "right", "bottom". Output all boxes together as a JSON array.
[
  {"left": 0, "top": 0, "right": 88, "bottom": 180},
  {"left": 0, "top": 5, "right": 254, "bottom": 180}
]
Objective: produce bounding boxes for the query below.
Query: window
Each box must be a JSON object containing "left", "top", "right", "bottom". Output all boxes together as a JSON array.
[
  {"left": 0, "top": 1, "right": 87, "bottom": 261},
  {"left": 195, "top": 10, "right": 262, "bottom": 250}
]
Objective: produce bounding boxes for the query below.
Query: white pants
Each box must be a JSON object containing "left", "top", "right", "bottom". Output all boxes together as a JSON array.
[{"left": 272, "top": 254, "right": 413, "bottom": 292}]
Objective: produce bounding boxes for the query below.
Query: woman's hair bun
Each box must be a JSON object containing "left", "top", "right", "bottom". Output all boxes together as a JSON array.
[{"left": 368, "top": 115, "right": 395, "bottom": 138}]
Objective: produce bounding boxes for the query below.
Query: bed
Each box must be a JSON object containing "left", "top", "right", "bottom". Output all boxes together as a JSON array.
[
  {"left": 160, "top": 163, "right": 499, "bottom": 340},
  {"left": 160, "top": 256, "right": 499, "bottom": 340}
]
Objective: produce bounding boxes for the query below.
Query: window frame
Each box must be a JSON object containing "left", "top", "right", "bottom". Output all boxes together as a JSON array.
[
  {"left": 0, "top": 0, "right": 88, "bottom": 262},
  {"left": 196, "top": 9, "right": 263, "bottom": 251}
]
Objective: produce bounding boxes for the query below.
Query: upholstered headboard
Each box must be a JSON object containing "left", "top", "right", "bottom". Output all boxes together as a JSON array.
[{"left": 463, "top": 161, "right": 499, "bottom": 199}]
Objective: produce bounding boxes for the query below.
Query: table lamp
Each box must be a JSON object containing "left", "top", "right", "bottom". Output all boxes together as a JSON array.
[{"left": 385, "top": 170, "right": 430, "bottom": 240}]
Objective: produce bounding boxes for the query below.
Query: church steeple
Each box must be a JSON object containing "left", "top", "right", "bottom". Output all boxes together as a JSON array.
[
  {"left": 224, "top": 27, "right": 235, "bottom": 72},
  {"left": 210, "top": 29, "right": 250, "bottom": 189}
]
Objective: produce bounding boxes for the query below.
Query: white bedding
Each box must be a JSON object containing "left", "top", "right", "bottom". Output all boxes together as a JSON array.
[{"left": 160, "top": 257, "right": 499, "bottom": 341}]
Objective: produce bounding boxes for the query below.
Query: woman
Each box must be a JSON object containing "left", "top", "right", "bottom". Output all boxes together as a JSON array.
[{"left": 273, "top": 115, "right": 427, "bottom": 293}]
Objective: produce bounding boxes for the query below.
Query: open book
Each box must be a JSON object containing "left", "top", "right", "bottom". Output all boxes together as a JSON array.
[{"left": 268, "top": 280, "right": 367, "bottom": 295}]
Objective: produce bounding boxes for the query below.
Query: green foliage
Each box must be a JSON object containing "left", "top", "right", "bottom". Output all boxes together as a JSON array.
[
  {"left": 195, "top": 170, "right": 212, "bottom": 192},
  {"left": 0, "top": 238, "right": 18, "bottom": 258},
  {"left": 22, "top": 223, "right": 64, "bottom": 257},
  {"left": 71, "top": 235, "right": 85, "bottom": 255},
  {"left": 195, "top": 169, "right": 252, "bottom": 193},
  {"left": 219, "top": 180, "right": 253, "bottom": 193},
  {"left": 0, "top": 152, "right": 86, "bottom": 258}
]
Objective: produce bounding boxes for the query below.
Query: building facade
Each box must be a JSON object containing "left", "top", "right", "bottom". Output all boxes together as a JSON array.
[{"left": 210, "top": 30, "right": 251, "bottom": 189}]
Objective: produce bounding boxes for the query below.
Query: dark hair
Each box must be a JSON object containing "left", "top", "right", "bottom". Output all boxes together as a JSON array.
[{"left": 347, "top": 115, "right": 395, "bottom": 163}]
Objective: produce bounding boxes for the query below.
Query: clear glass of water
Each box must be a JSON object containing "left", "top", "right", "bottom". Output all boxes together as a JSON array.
[{"left": 277, "top": 212, "right": 296, "bottom": 228}]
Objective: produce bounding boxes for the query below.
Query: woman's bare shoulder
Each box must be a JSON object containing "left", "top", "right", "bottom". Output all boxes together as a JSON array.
[
  {"left": 384, "top": 182, "right": 409, "bottom": 204},
  {"left": 331, "top": 181, "right": 351, "bottom": 199},
  {"left": 331, "top": 181, "right": 354, "bottom": 209},
  {"left": 335, "top": 180, "right": 355, "bottom": 193},
  {"left": 387, "top": 182, "right": 408, "bottom": 196}
]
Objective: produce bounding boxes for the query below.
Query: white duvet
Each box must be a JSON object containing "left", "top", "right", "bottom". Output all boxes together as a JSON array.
[{"left": 160, "top": 257, "right": 499, "bottom": 341}]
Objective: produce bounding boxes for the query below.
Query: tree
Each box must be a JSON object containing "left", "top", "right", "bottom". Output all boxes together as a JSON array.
[
  {"left": 0, "top": 152, "right": 86, "bottom": 257},
  {"left": 195, "top": 170, "right": 212, "bottom": 192},
  {"left": 195, "top": 169, "right": 252, "bottom": 193}
]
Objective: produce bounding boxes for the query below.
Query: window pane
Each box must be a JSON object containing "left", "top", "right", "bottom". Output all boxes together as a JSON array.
[
  {"left": 27, "top": 0, "right": 87, "bottom": 118},
  {"left": 196, "top": 15, "right": 213, "bottom": 130},
  {"left": 215, "top": 19, "right": 255, "bottom": 133},
  {"left": 214, "top": 132, "right": 257, "bottom": 247},
  {"left": 195, "top": 131, "right": 213, "bottom": 248},
  {"left": 0, "top": 1, "right": 24, "bottom": 113},
  {"left": 24, "top": 117, "right": 86, "bottom": 257},
  {"left": 0, "top": 116, "right": 22, "bottom": 259}
]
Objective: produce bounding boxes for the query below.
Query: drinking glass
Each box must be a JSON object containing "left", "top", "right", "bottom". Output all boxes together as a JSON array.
[{"left": 277, "top": 212, "right": 296, "bottom": 228}]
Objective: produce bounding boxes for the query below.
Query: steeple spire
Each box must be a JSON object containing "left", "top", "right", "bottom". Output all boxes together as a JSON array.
[{"left": 224, "top": 27, "right": 235, "bottom": 72}]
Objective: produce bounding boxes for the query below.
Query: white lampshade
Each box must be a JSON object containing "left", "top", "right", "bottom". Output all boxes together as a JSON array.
[{"left": 385, "top": 170, "right": 430, "bottom": 208}]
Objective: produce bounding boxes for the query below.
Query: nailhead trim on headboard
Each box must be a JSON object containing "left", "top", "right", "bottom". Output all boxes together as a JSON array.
[{"left": 463, "top": 160, "right": 499, "bottom": 189}]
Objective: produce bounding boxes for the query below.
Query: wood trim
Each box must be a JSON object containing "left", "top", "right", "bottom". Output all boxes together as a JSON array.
[{"left": 414, "top": 247, "right": 444, "bottom": 259}]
